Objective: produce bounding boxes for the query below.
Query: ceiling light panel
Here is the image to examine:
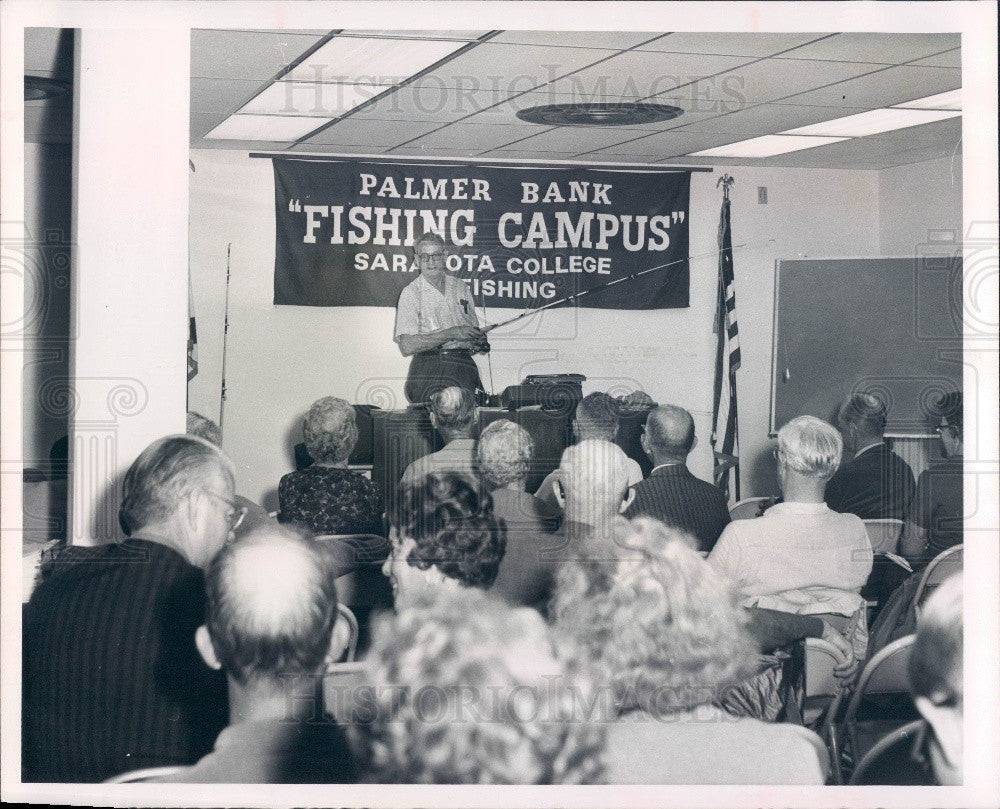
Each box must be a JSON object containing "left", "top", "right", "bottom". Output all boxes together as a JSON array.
[
  {"left": 784, "top": 107, "right": 960, "bottom": 137},
  {"left": 286, "top": 37, "right": 468, "bottom": 84},
  {"left": 689, "top": 134, "right": 849, "bottom": 158},
  {"left": 240, "top": 81, "right": 388, "bottom": 117},
  {"left": 893, "top": 88, "right": 961, "bottom": 110},
  {"left": 205, "top": 114, "right": 331, "bottom": 141}
]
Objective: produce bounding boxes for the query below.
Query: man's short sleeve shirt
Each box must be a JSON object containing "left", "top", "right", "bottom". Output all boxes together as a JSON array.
[{"left": 394, "top": 274, "right": 479, "bottom": 343}]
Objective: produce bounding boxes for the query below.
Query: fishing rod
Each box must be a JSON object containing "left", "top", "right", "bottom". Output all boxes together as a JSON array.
[
  {"left": 481, "top": 240, "right": 773, "bottom": 334},
  {"left": 219, "top": 243, "right": 232, "bottom": 433}
]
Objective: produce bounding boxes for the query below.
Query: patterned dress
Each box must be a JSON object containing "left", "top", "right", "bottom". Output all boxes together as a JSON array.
[{"left": 278, "top": 466, "right": 383, "bottom": 537}]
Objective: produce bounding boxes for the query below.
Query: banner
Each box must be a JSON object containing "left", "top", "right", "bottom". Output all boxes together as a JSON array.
[{"left": 272, "top": 158, "right": 690, "bottom": 310}]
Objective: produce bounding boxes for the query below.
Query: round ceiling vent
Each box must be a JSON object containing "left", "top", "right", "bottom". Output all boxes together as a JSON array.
[
  {"left": 516, "top": 102, "right": 684, "bottom": 127},
  {"left": 24, "top": 76, "right": 70, "bottom": 102}
]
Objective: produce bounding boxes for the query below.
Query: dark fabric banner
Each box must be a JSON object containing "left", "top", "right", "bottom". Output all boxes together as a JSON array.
[{"left": 273, "top": 158, "right": 690, "bottom": 310}]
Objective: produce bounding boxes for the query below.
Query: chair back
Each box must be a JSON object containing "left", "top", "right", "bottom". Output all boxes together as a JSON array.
[
  {"left": 863, "top": 519, "right": 903, "bottom": 554},
  {"left": 843, "top": 634, "right": 915, "bottom": 726},
  {"left": 729, "top": 497, "right": 772, "bottom": 520},
  {"left": 104, "top": 765, "right": 185, "bottom": 783},
  {"left": 803, "top": 637, "right": 848, "bottom": 729},
  {"left": 848, "top": 720, "right": 927, "bottom": 785},
  {"left": 335, "top": 603, "right": 359, "bottom": 664},
  {"left": 914, "top": 545, "right": 962, "bottom": 612},
  {"left": 322, "top": 660, "right": 368, "bottom": 723}
]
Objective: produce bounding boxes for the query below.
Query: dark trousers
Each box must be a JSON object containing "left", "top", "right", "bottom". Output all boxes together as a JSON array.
[{"left": 404, "top": 350, "right": 482, "bottom": 403}]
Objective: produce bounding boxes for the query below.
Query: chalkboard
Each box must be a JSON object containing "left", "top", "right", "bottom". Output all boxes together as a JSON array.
[{"left": 770, "top": 256, "right": 962, "bottom": 436}]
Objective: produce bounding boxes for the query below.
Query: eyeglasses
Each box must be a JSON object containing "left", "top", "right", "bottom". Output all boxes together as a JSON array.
[
  {"left": 417, "top": 251, "right": 446, "bottom": 264},
  {"left": 201, "top": 489, "right": 247, "bottom": 533}
]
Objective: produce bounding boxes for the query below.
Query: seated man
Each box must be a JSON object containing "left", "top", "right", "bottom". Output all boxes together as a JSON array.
[
  {"left": 553, "top": 438, "right": 635, "bottom": 548},
  {"left": 624, "top": 404, "right": 730, "bottom": 552},
  {"left": 709, "top": 416, "right": 873, "bottom": 658},
  {"left": 900, "top": 392, "right": 963, "bottom": 565},
  {"left": 825, "top": 393, "right": 915, "bottom": 520},
  {"left": 23, "top": 435, "right": 231, "bottom": 782},
  {"left": 476, "top": 419, "right": 561, "bottom": 611},
  {"left": 154, "top": 525, "right": 356, "bottom": 783},
  {"left": 400, "top": 386, "right": 478, "bottom": 487},
  {"left": 534, "top": 392, "right": 643, "bottom": 510}
]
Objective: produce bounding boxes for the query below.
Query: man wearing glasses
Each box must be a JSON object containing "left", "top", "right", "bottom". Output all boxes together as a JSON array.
[
  {"left": 22, "top": 435, "right": 233, "bottom": 782},
  {"left": 394, "top": 231, "right": 489, "bottom": 404}
]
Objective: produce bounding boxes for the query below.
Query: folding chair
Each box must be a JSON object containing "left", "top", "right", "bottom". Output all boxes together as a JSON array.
[
  {"left": 914, "top": 545, "right": 962, "bottom": 614},
  {"left": 104, "top": 765, "right": 185, "bottom": 783},
  {"left": 863, "top": 519, "right": 904, "bottom": 555},
  {"left": 849, "top": 720, "right": 928, "bottom": 785},
  {"left": 334, "top": 603, "right": 359, "bottom": 664},
  {"left": 729, "top": 497, "right": 772, "bottom": 520},
  {"left": 834, "top": 634, "right": 919, "bottom": 783}
]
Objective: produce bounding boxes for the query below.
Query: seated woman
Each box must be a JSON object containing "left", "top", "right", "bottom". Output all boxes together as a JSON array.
[
  {"left": 708, "top": 415, "right": 873, "bottom": 658},
  {"left": 279, "top": 397, "right": 383, "bottom": 538},
  {"left": 553, "top": 517, "right": 830, "bottom": 784},
  {"left": 383, "top": 471, "right": 506, "bottom": 610},
  {"left": 476, "top": 420, "right": 562, "bottom": 611},
  {"left": 349, "top": 587, "right": 604, "bottom": 783}
]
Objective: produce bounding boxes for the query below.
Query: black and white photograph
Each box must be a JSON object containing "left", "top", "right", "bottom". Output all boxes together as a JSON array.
[{"left": 1, "top": 1, "right": 997, "bottom": 806}]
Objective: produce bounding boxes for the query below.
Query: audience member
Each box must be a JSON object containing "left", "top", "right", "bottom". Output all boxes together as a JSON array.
[
  {"left": 153, "top": 525, "right": 356, "bottom": 783},
  {"left": 384, "top": 472, "right": 505, "bottom": 610},
  {"left": 22, "top": 435, "right": 231, "bottom": 782},
  {"left": 553, "top": 438, "right": 635, "bottom": 546},
  {"left": 476, "top": 419, "right": 562, "bottom": 610},
  {"left": 908, "top": 573, "right": 963, "bottom": 785},
  {"left": 901, "top": 392, "right": 964, "bottom": 563},
  {"left": 709, "top": 416, "right": 873, "bottom": 657},
  {"left": 624, "top": 404, "right": 730, "bottom": 551},
  {"left": 279, "top": 397, "right": 384, "bottom": 539},
  {"left": 187, "top": 411, "right": 270, "bottom": 539},
  {"left": 534, "top": 392, "right": 642, "bottom": 509},
  {"left": 400, "top": 386, "right": 478, "bottom": 486},
  {"left": 350, "top": 588, "right": 605, "bottom": 783},
  {"left": 825, "top": 393, "right": 916, "bottom": 519},
  {"left": 22, "top": 436, "right": 69, "bottom": 601},
  {"left": 554, "top": 518, "right": 829, "bottom": 784}
]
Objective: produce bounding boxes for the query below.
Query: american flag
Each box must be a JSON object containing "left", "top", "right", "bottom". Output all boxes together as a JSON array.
[{"left": 711, "top": 178, "right": 740, "bottom": 500}]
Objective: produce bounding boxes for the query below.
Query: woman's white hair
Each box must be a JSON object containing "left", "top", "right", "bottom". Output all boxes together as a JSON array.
[
  {"left": 303, "top": 396, "right": 358, "bottom": 464},
  {"left": 476, "top": 419, "right": 534, "bottom": 489},
  {"left": 776, "top": 415, "right": 843, "bottom": 479}
]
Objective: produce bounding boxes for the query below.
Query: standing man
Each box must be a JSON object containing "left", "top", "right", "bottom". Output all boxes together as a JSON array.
[{"left": 394, "top": 232, "right": 489, "bottom": 404}]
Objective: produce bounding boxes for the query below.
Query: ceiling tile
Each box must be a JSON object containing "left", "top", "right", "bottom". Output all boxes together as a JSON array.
[
  {"left": 776, "top": 33, "right": 960, "bottom": 65},
  {"left": 24, "top": 28, "right": 73, "bottom": 79},
  {"left": 550, "top": 50, "right": 754, "bottom": 98},
  {"left": 575, "top": 153, "right": 667, "bottom": 165},
  {"left": 488, "top": 31, "right": 662, "bottom": 50},
  {"left": 481, "top": 150, "right": 582, "bottom": 162},
  {"left": 286, "top": 143, "right": 387, "bottom": 155},
  {"left": 192, "top": 140, "right": 296, "bottom": 152},
  {"left": 286, "top": 37, "right": 470, "bottom": 84},
  {"left": 596, "top": 129, "right": 745, "bottom": 158},
  {"left": 637, "top": 32, "right": 825, "bottom": 57},
  {"left": 348, "top": 86, "right": 508, "bottom": 122},
  {"left": 509, "top": 125, "right": 665, "bottom": 152},
  {"left": 389, "top": 145, "right": 492, "bottom": 158},
  {"left": 191, "top": 111, "right": 232, "bottom": 139},
  {"left": 303, "top": 118, "right": 443, "bottom": 147},
  {"left": 191, "top": 78, "right": 265, "bottom": 115},
  {"left": 422, "top": 43, "right": 608, "bottom": 92},
  {"left": 656, "top": 58, "right": 888, "bottom": 106},
  {"left": 407, "top": 122, "right": 536, "bottom": 151},
  {"left": 191, "top": 30, "right": 326, "bottom": 80},
  {"left": 677, "top": 102, "right": 873, "bottom": 135},
  {"left": 908, "top": 49, "right": 961, "bottom": 69},
  {"left": 783, "top": 65, "right": 961, "bottom": 109}
]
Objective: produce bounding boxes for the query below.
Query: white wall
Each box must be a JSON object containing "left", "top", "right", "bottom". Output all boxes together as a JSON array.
[
  {"left": 879, "top": 154, "right": 963, "bottom": 255},
  {"left": 188, "top": 150, "right": 884, "bottom": 506}
]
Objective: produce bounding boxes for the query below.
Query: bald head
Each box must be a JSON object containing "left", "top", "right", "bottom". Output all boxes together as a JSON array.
[
  {"left": 429, "top": 386, "right": 477, "bottom": 437},
  {"left": 204, "top": 525, "right": 339, "bottom": 685},
  {"left": 558, "top": 439, "right": 632, "bottom": 524},
  {"left": 643, "top": 405, "right": 695, "bottom": 464}
]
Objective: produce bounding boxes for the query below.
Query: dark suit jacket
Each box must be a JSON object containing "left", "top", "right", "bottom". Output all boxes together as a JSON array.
[
  {"left": 22, "top": 539, "right": 227, "bottom": 782},
  {"left": 623, "top": 464, "right": 731, "bottom": 552},
  {"left": 825, "top": 443, "right": 916, "bottom": 520}
]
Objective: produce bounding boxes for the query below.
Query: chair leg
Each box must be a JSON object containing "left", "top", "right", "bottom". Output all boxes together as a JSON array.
[{"left": 828, "top": 724, "right": 843, "bottom": 785}]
